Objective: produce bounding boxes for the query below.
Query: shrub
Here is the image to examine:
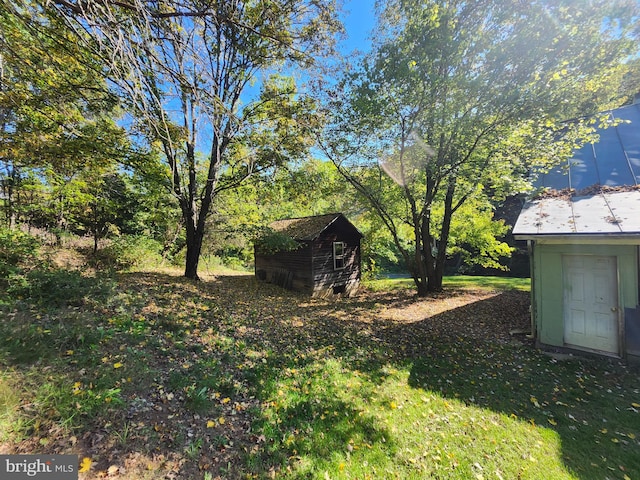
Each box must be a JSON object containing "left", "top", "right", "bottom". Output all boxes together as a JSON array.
[
  {"left": 10, "top": 269, "right": 114, "bottom": 308},
  {"left": 94, "top": 235, "right": 164, "bottom": 271},
  {"left": 0, "top": 227, "right": 40, "bottom": 279},
  {"left": 0, "top": 228, "right": 41, "bottom": 301}
]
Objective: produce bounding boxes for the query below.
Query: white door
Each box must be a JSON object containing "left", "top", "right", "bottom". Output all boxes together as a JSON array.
[{"left": 563, "top": 255, "right": 619, "bottom": 354}]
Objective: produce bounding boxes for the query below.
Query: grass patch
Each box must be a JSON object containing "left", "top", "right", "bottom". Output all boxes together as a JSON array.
[
  {"left": 0, "top": 266, "right": 637, "bottom": 480},
  {"left": 0, "top": 372, "right": 21, "bottom": 442},
  {"left": 365, "top": 274, "right": 531, "bottom": 292}
]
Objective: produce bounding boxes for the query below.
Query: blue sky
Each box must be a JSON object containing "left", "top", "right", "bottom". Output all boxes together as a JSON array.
[{"left": 339, "top": 0, "right": 377, "bottom": 54}]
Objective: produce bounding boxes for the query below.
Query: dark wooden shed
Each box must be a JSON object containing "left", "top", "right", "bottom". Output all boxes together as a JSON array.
[{"left": 254, "top": 213, "right": 363, "bottom": 297}]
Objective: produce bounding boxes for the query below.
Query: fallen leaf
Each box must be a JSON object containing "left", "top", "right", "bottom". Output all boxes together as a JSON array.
[
  {"left": 79, "top": 457, "right": 92, "bottom": 473},
  {"left": 207, "top": 420, "right": 215, "bottom": 428},
  {"left": 113, "top": 362, "right": 123, "bottom": 369}
]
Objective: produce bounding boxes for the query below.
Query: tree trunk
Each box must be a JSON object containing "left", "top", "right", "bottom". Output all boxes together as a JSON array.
[
  {"left": 184, "top": 232, "right": 203, "bottom": 280},
  {"left": 427, "top": 179, "right": 457, "bottom": 292},
  {"left": 184, "top": 208, "right": 204, "bottom": 280},
  {"left": 415, "top": 278, "right": 429, "bottom": 297}
]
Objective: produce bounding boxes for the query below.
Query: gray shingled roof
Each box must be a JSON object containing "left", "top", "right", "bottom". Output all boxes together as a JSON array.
[
  {"left": 269, "top": 213, "right": 352, "bottom": 241},
  {"left": 514, "top": 104, "right": 640, "bottom": 238}
]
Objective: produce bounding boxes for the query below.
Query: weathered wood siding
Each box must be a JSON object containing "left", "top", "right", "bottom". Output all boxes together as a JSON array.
[
  {"left": 255, "top": 214, "right": 362, "bottom": 297},
  {"left": 255, "top": 243, "right": 313, "bottom": 293},
  {"left": 310, "top": 220, "right": 361, "bottom": 297}
]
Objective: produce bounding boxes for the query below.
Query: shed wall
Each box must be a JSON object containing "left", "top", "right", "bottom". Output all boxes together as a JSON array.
[
  {"left": 311, "top": 229, "right": 361, "bottom": 297},
  {"left": 254, "top": 243, "right": 313, "bottom": 293},
  {"left": 254, "top": 217, "right": 363, "bottom": 297},
  {"left": 532, "top": 242, "right": 638, "bottom": 355}
]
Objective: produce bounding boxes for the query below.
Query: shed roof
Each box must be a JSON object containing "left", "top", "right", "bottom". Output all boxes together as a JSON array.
[
  {"left": 536, "top": 103, "right": 640, "bottom": 190},
  {"left": 514, "top": 103, "right": 640, "bottom": 238},
  {"left": 513, "top": 188, "right": 640, "bottom": 236},
  {"left": 269, "top": 213, "right": 363, "bottom": 241}
]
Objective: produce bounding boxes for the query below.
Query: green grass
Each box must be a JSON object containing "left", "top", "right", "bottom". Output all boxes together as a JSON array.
[
  {"left": 0, "top": 267, "right": 637, "bottom": 480},
  {"left": 247, "top": 344, "right": 639, "bottom": 480},
  {"left": 365, "top": 274, "right": 531, "bottom": 292}
]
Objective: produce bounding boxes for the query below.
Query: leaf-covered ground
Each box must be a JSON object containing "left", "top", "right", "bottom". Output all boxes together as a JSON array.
[{"left": 1, "top": 270, "right": 639, "bottom": 479}]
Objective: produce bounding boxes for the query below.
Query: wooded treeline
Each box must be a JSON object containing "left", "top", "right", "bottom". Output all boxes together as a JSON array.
[{"left": 1, "top": 0, "right": 639, "bottom": 293}]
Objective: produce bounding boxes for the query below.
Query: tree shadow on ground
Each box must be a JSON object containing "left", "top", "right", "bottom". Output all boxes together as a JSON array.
[
  {"left": 201, "top": 274, "right": 640, "bottom": 479},
  {"left": 2, "top": 270, "right": 639, "bottom": 479},
  {"left": 398, "top": 299, "right": 640, "bottom": 479}
]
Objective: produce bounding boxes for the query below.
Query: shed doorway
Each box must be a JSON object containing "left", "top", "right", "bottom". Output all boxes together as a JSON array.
[{"left": 562, "top": 255, "right": 620, "bottom": 355}]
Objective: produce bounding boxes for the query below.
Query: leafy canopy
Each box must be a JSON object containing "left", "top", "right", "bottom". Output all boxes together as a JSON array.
[{"left": 323, "top": 0, "right": 640, "bottom": 294}]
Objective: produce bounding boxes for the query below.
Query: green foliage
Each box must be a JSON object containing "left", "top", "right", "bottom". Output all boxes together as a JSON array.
[
  {"left": 434, "top": 194, "right": 514, "bottom": 272},
  {"left": 0, "top": 2, "right": 140, "bottom": 236},
  {"left": 9, "top": 269, "right": 114, "bottom": 309},
  {"left": 94, "top": 235, "right": 164, "bottom": 271},
  {"left": 210, "top": 158, "right": 361, "bottom": 266},
  {"left": 0, "top": 228, "right": 42, "bottom": 304},
  {"left": 254, "top": 229, "right": 301, "bottom": 256},
  {"left": 47, "top": 0, "right": 341, "bottom": 279},
  {"left": 0, "top": 227, "right": 39, "bottom": 280},
  {"left": 325, "top": 0, "right": 640, "bottom": 294}
]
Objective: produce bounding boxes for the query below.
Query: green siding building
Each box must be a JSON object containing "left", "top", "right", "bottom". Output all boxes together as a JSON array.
[{"left": 514, "top": 104, "right": 640, "bottom": 361}]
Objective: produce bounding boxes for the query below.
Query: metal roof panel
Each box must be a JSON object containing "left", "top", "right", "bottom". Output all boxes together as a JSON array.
[
  {"left": 571, "top": 195, "right": 620, "bottom": 233},
  {"left": 535, "top": 104, "right": 640, "bottom": 190},
  {"left": 513, "top": 191, "right": 640, "bottom": 236},
  {"left": 603, "top": 191, "right": 640, "bottom": 232}
]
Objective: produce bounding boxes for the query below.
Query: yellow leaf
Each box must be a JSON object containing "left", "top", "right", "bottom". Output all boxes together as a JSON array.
[
  {"left": 113, "top": 362, "right": 123, "bottom": 369},
  {"left": 390, "top": 401, "right": 397, "bottom": 410},
  {"left": 218, "top": 417, "right": 225, "bottom": 425},
  {"left": 221, "top": 397, "right": 231, "bottom": 404},
  {"left": 548, "top": 418, "right": 557, "bottom": 426},
  {"left": 207, "top": 420, "right": 215, "bottom": 428},
  {"left": 601, "top": 428, "right": 608, "bottom": 434},
  {"left": 66, "top": 350, "right": 74, "bottom": 355},
  {"left": 79, "top": 457, "right": 92, "bottom": 473},
  {"left": 632, "top": 403, "right": 640, "bottom": 408},
  {"left": 611, "top": 438, "right": 619, "bottom": 443},
  {"left": 628, "top": 433, "right": 636, "bottom": 439}
]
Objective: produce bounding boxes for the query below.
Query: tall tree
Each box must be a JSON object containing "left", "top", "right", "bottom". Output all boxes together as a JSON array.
[
  {"left": 49, "top": 0, "right": 341, "bottom": 279},
  {"left": 322, "top": 0, "right": 640, "bottom": 295},
  {"left": 0, "top": 1, "right": 132, "bottom": 231}
]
